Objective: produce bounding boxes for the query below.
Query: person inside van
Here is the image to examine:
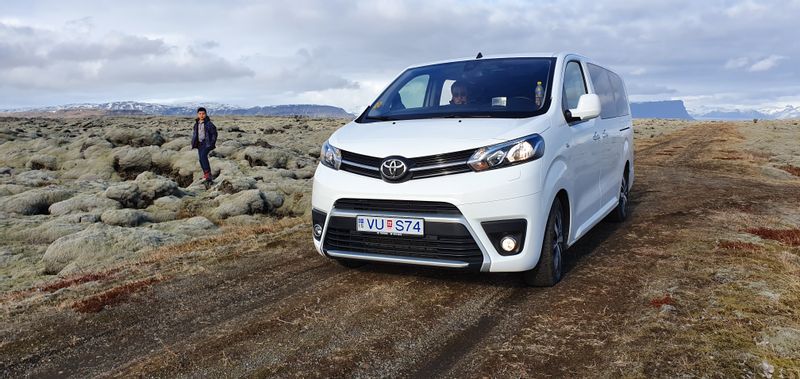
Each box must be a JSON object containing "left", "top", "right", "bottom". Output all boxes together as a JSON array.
[{"left": 449, "top": 81, "right": 469, "bottom": 105}]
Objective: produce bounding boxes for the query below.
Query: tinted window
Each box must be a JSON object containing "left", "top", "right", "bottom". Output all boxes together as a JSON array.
[
  {"left": 588, "top": 63, "right": 629, "bottom": 119},
  {"left": 608, "top": 71, "right": 630, "bottom": 116},
  {"left": 587, "top": 64, "right": 616, "bottom": 119},
  {"left": 563, "top": 61, "right": 586, "bottom": 110},
  {"left": 362, "top": 58, "right": 556, "bottom": 122}
]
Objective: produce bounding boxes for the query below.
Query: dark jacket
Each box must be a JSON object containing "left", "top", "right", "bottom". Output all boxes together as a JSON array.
[{"left": 191, "top": 119, "right": 218, "bottom": 149}]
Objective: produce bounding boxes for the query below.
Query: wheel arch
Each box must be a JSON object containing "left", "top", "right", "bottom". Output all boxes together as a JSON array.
[
  {"left": 542, "top": 155, "right": 572, "bottom": 247},
  {"left": 624, "top": 160, "right": 631, "bottom": 182},
  {"left": 623, "top": 159, "right": 633, "bottom": 191},
  {"left": 554, "top": 188, "right": 571, "bottom": 247}
]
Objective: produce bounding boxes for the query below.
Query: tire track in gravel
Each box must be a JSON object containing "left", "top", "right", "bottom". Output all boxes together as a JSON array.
[
  {"left": 3, "top": 229, "right": 348, "bottom": 377},
  {"left": 427, "top": 122, "right": 800, "bottom": 377}
]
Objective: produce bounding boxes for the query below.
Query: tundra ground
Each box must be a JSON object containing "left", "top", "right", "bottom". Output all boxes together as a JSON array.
[{"left": 1, "top": 119, "right": 799, "bottom": 378}]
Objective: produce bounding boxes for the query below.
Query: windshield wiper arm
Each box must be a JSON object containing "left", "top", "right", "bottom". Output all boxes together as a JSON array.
[
  {"left": 365, "top": 115, "right": 395, "bottom": 121},
  {"left": 436, "top": 114, "right": 493, "bottom": 119}
]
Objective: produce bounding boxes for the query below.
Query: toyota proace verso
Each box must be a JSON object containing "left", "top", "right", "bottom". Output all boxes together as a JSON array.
[{"left": 311, "top": 52, "right": 634, "bottom": 286}]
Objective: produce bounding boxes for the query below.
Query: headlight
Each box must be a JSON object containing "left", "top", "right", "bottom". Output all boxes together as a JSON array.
[
  {"left": 468, "top": 134, "right": 545, "bottom": 171},
  {"left": 320, "top": 140, "right": 342, "bottom": 170}
]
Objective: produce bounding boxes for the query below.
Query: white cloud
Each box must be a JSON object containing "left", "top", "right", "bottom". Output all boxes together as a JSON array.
[
  {"left": 0, "top": 21, "right": 254, "bottom": 90},
  {"left": 748, "top": 55, "right": 785, "bottom": 72},
  {"left": 1, "top": 0, "right": 799, "bottom": 111},
  {"left": 725, "top": 1, "right": 767, "bottom": 17},
  {"left": 724, "top": 57, "right": 749, "bottom": 69},
  {"left": 626, "top": 82, "right": 677, "bottom": 95}
]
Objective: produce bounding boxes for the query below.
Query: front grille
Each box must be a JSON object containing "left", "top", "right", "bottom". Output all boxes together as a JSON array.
[
  {"left": 339, "top": 149, "right": 475, "bottom": 181},
  {"left": 334, "top": 198, "right": 462, "bottom": 215},
  {"left": 323, "top": 216, "right": 483, "bottom": 268},
  {"left": 411, "top": 149, "right": 475, "bottom": 167},
  {"left": 341, "top": 150, "right": 381, "bottom": 167}
]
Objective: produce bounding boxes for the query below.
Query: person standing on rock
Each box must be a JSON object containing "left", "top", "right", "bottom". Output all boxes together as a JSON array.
[{"left": 191, "top": 107, "right": 218, "bottom": 183}]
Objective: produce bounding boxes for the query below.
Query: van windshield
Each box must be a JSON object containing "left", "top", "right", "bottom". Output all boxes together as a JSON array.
[{"left": 360, "top": 58, "right": 556, "bottom": 122}]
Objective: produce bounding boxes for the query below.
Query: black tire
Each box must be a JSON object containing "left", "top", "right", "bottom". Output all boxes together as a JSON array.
[
  {"left": 523, "top": 198, "right": 565, "bottom": 287},
  {"left": 335, "top": 259, "right": 367, "bottom": 269},
  {"left": 607, "top": 172, "right": 630, "bottom": 222}
]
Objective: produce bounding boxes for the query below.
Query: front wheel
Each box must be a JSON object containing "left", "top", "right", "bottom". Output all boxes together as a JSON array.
[
  {"left": 523, "top": 198, "right": 565, "bottom": 287},
  {"left": 607, "top": 173, "right": 630, "bottom": 222}
]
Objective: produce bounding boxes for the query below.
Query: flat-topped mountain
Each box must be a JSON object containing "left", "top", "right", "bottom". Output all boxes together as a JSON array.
[{"left": 630, "top": 100, "right": 693, "bottom": 120}]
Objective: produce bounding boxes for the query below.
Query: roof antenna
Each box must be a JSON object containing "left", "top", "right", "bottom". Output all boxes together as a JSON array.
[{"left": 476, "top": 52, "right": 483, "bottom": 59}]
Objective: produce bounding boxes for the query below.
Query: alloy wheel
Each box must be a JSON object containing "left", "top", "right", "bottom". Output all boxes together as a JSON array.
[
  {"left": 552, "top": 208, "right": 563, "bottom": 278},
  {"left": 619, "top": 176, "right": 629, "bottom": 218}
]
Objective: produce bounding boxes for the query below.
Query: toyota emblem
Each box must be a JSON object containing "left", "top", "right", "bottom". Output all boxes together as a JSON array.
[{"left": 380, "top": 157, "right": 408, "bottom": 181}]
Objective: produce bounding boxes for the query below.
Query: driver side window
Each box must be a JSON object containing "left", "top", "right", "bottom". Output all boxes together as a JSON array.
[{"left": 563, "top": 61, "right": 587, "bottom": 111}]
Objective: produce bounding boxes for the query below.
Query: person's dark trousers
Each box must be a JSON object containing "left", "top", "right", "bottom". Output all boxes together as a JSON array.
[{"left": 198, "top": 145, "right": 211, "bottom": 179}]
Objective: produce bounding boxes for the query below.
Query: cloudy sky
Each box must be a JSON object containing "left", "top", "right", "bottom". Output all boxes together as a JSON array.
[{"left": 1, "top": 0, "right": 798, "bottom": 113}]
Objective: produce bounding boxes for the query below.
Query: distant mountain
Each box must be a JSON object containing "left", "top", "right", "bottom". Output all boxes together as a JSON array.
[
  {"left": 630, "top": 100, "right": 693, "bottom": 120},
  {"left": 693, "top": 105, "right": 800, "bottom": 120},
  {"left": 1, "top": 101, "right": 355, "bottom": 119},
  {"left": 764, "top": 105, "right": 800, "bottom": 120},
  {"left": 694, "top": 109, "right": 771, "bottom": 120}
]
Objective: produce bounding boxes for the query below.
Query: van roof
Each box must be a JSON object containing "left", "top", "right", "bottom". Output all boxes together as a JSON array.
[{"left": 405, "top": 52, "right": 589, "bottom": 70}]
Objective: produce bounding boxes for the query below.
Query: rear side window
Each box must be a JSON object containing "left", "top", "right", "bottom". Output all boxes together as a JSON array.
[
  {"left": 608, "top": 71, "right": 630, "bottom": 116},
  {"left": 562, "top": 61, "right": 587, "bottom": 110},
  {"left": 587, "top": 63, "right": 629, "bottom": 119},
  {"left": 587, "top": 64, "right": 615, "bottom": 119}
]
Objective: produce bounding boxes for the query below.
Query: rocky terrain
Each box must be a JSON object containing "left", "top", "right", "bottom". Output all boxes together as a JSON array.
[
  {"left": 0, "top": 116, "right": 342, "bottom": 291},
  {"left": 1, "top": 118, "right": 799, "bottom": 377}
]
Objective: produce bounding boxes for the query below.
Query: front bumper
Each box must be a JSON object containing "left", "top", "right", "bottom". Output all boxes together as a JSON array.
[{"left": 311, "top": 164, "right": 547, "bottom": 272}]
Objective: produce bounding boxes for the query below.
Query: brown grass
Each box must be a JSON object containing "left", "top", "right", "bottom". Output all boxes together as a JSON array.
[
  {"left": 0, "top": 269, "right": 120, "bottom": 304},
  {"left": 1, "top": 218, "right": 305, "bottom": 308},
  {"left": 140, "top": 217, "right": 304, "bottom": 264},
  {"left": 71, "top": 277, "right": 160, "bottom": 313},
  {"left": 779, "top": 165, "right": 800, "bottom": 177},
  {"left": 746, "top": 228, "right": 800, "bottom": 246},
  {"left": 37, "top": 270, "right": 118, "bottom": 292},
  {"left": 648, "top": 293, "right": 674, "bottom": 308},
  {"left": 717, "top": 240, "right": 762, "bottom": 251}
]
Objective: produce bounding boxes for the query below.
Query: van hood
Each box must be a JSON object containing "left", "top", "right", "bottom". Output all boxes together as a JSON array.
[{"left": 328, "top": 117, "right": 551, "bottom": 158}]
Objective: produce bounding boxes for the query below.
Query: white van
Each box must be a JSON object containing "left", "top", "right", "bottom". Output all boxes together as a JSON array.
[{"left": 311, "top": 52, "right": 633, "bottom": 286}]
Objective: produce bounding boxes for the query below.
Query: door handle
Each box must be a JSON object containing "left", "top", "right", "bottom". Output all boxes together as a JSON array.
[{"left": 593, "top": 132, "right": 601, "bottom": 141}]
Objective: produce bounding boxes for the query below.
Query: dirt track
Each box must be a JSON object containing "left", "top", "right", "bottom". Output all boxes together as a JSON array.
[{"left": 2, "top": 121, "right": 799, "bottom": 377}]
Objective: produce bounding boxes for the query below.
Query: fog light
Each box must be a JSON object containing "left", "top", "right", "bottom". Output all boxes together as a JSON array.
[
  {"left": 500, "top": 236, "right": 517, "bottom": 252},
  {"left": 481, "top": 219, "right": 526, "bottom": 256},
  {"left": 313, "top": 224, "right": 323, "bottom": 238}
]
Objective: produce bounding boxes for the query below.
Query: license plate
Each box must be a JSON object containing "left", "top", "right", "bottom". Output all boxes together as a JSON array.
[{"left": 356, "top": 216, "right": 424, "bottom": 236}]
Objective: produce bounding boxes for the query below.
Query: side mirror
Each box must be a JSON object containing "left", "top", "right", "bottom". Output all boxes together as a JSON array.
[{"left": 567, "top": 94, "right": 601, "bottom": 121}]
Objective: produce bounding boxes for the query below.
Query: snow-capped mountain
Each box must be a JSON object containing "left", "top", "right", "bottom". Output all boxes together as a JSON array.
[
  {"left": 691, "top": 104, "right": 800, "bottom": 120},
  {"left": 1, "top": 101, "right": 355, "bottom": 118},
  {"left": 763, "top": 105, "right": 800, "bottom": 120}
]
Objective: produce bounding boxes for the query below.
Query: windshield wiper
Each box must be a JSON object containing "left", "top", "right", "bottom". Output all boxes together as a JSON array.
[
  {"left": 365, "top": 115, "right": 395, "bottom": 121},
  {"left": 436, "top": 114, "right": 493, "bottom": 119}
]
